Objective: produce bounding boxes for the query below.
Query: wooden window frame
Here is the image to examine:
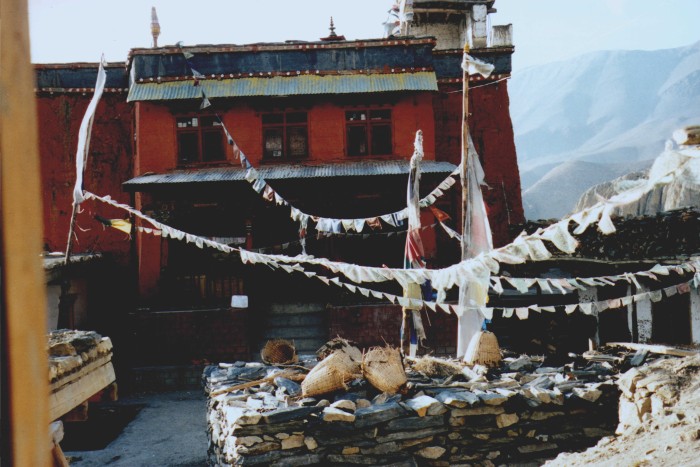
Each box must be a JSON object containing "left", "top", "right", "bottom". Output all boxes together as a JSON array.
[
  {"left": 262, "top": 111, "right": 308, "bottom": 161},
  {"left": 345, "top": 109, "right": 393, "bottom": 157},
  {"left": 175, "top": 115, "right": 226, "bottom": 165}
]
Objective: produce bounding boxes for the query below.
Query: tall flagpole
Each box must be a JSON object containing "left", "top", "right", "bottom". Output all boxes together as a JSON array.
[
  {"left": 457, "top": 41, "right": 472, "bottom": 360},
  {"left": 456, "top": 43, "right": 495, "bottom": 359}
]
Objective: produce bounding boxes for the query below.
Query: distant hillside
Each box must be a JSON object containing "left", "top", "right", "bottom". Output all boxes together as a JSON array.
[{"left": 510, "top": 41, "right": 700, "bottom": 218}]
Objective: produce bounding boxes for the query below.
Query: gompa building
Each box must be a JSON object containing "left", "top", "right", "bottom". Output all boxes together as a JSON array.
[{"left": 35, "top": 1, "right": 523, "bottom": 364}]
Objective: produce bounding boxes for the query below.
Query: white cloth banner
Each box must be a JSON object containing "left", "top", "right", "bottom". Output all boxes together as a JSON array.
[{"left": 73, "top": 58, "right": 107, "bottom": 205}]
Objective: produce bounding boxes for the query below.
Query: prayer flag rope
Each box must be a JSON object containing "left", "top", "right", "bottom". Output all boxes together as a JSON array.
[
  {"left": 84, "top": 192, "right": 698, "bottom": 320},
  {"left": 84, "top": 137, "right": 699, "bottom": 294}
]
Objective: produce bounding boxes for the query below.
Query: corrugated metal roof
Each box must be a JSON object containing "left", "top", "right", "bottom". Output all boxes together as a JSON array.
[
  {"left": 127, "top": 72, "right": 437, "bottom": 102},
  {"left": 123, "top": 160, "right": 457, "bottom": 189}
]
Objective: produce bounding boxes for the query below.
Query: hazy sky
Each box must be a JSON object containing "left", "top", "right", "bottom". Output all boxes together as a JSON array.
[{"left": 29, "top": 0, "right": 700, "bottom": 70}]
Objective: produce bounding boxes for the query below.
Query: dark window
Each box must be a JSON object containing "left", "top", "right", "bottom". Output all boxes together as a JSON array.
[
  {"left": 176, "top": 116, "right": 225, "bottom": 164},
  {"left": 262, "top": 112, "right": 308, "bottom": 160},
  {"left": 346, "top": 109, "right": 393, "bottom": 156}
]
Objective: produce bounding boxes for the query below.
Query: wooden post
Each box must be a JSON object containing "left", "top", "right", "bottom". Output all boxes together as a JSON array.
[
  {"left": 689, "top": 285, "right": 700, "bottom": 345},
  {"left": 579, "top": 287, "right": 599, "bottom": 350},
  {"left": 636, "top": 285, "right": 653, "bottom": 343},
  {"left": 0, "top": 0, "right": 52, "bottom": 465}
]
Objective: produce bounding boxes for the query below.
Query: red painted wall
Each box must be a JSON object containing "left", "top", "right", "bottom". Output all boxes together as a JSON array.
[
  {"left": 133, "top": 92, "right": 437, "bottom": 173},
  {"left": 328, "top": 304, "right": 457, "bottom": 356},
  {"left": 36, "top": 93, "right": 133, "bottom": 262},
  {"left": 433, "top": 82, "right": 524, "bottom": 246},
  {"left": 131, "top": 308, "right": 251, "bottom": 365}
]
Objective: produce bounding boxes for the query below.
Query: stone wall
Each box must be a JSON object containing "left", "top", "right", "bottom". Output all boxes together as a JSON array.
[{"left": 204, "top": 357, "right": 619, "bottom": 466}]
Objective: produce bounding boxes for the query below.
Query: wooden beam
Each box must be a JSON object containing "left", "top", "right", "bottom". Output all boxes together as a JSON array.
[
  {"left": 0, "top": 0, "right": 51, "bottom": 465},
  {"left": 51, "top": 445, "right": 70, "bottom": 467},
  {"left": 607, "top": 342, "right": 699, "bottom": 358},
  {"left": 49, "top": 353, "right": 113, "bottom": 392},
  {"left": 49, "top": 363, "right": 116, "bottom": 421}
]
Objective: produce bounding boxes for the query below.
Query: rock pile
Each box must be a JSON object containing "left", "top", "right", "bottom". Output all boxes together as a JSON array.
[
  {"left": 48, "top": 329, "right": 113, "bottom": 382},
  {"left": 204, "top": 354, "right": 620, "bottom": 466}
]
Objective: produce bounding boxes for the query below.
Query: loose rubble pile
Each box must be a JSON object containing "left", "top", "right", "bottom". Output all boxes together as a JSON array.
[
  {"left": 204, "top": 352, "right": 620, "bottom": 466},
  {"left": 48, "top": 329, "right": 113, "bottom": 383},
  {"left": 546, "top": 352, "right": 700, "bottom": 467},
  {"left": 616, "top": 355, "right": 688, "bottom": 433}
]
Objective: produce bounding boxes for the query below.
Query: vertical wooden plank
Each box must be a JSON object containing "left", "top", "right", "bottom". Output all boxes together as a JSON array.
[
  {"left": 690, "top": 286, "right": 700, "bottom": 345},
  {"left": 0, "top": 0, "right": 51, "bottom": 466}
]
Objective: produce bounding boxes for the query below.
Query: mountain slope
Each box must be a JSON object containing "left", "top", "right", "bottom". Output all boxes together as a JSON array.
[{"left": 510, "top": 42, "right": 700, "bottom": 218}]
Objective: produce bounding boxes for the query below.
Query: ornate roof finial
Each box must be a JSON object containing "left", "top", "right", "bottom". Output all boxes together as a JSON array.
[
  {"left": 321, "top": 16, "right": 345, "bottom": 42},
  {"left": 151, "top": 7, "right": 161, "bottom": 48},
  {"left": 329, "top": 17, "right": 337, "bottom": 37}
]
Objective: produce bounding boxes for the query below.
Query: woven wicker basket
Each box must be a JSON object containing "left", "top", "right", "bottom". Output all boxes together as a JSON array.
[
  {"left": 464, "top": 331, "right": 502, "bottom": 367},
  {"left": 302, "top": 349, "right": 361, "bottom": 397},
  {"left": 260, "top": 339, "right": 298, "bottom": 365},
  {"left": 316, "top": 337, "right": 362, "bottom": 362},
  {"left": 362, "top": 346, "right": 407, "bottom": 394}
]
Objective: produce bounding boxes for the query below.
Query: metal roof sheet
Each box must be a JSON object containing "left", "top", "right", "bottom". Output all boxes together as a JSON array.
[
  {"left": 123, "top": 160, "right": 457, "bottom": 189},
  {"left": 127, "top": 72, "right": 437, "bottom": 102}
]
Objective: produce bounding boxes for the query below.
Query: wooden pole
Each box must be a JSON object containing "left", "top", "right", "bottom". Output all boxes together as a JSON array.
[
  {"left": 65, "top": 203, "right": 78, "bottom": 263},
  {"left": 0, "top": 0, "right": 52, "bottom": 465},
  {"left": 460, "top": 42, "right": 470, "bottom": 261}
]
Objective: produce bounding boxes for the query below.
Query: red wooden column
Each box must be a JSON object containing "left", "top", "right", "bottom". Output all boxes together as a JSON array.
[{"left": 0, "top": 0, "right": 51, "bottom": 465}]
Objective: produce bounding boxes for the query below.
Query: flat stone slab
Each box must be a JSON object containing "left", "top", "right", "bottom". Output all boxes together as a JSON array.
[
  {"left": 331, "top": 399, "right": 357, "bottom": 412},
  {"left": 262, "top": 406, "right": 321, "bottom": 424},
  {"left": 479, "top": 392, "right": 508, "bottom": 406},
  {"left": 274, "top": 377, "right": 302, "bottom": 397},
  {"left": 354, "top": 401, "right": 407, "bottom": 428},
  {"left": 385, "top": 415, "right": 444, "bottom": 432},
  {"left": 405, "top": 395, "right": 446, "bottom": 417},
  {"left": 434, "top": 390, "right": 479, "bottom": 408},
  {"left": 323, "top": 407, "right": 356, "bottom": 423}
]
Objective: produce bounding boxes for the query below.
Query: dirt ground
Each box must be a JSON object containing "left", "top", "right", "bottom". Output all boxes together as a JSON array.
[{"left": 64, "top": 390, "right": 207, "bottom": 467}]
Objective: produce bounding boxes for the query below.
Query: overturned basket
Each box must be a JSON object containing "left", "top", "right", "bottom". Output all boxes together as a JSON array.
[
  {"left": 464, "top": 331, "right": 502, "bottom": 367},
  {"left": 362, "top": 346, "right": 407, "bottom": 394},
  {"left": 261, "top": 339, "right": 298, "bottom": 365},
  {"left": 302, "top": 348, "right": 362, "bottom": 397},
  {"left": 411, "top": 355, "right": 463, "bottom": 378}
]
